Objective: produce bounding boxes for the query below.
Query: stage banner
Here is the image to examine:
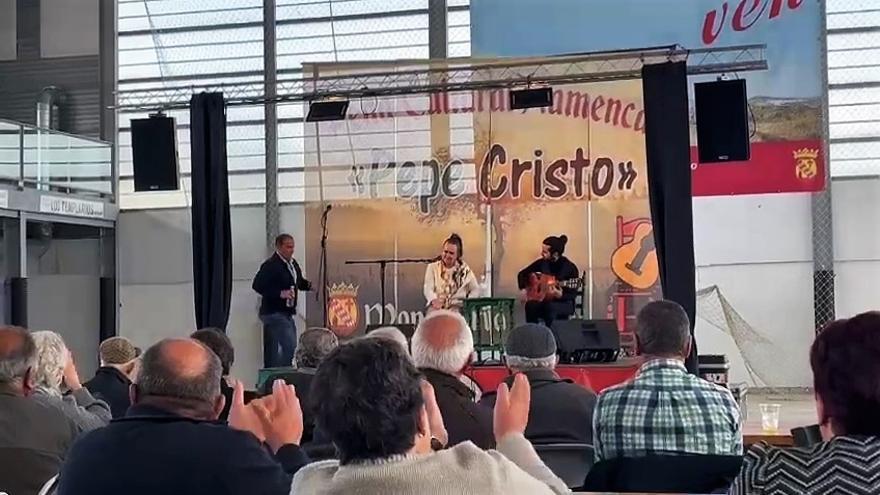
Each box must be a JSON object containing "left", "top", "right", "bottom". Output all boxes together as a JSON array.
[
  {"left": 301, "top": 84, "right": 488, "bottom": 337},
  {"left": 469, "top": 79, "right": 657, "bottom": 343},
  {"left": 471, "top": 0, "right": 826, "bottom": 196},
  {"left": 302, "top": 63, "right": 659, "bottom": 344}
]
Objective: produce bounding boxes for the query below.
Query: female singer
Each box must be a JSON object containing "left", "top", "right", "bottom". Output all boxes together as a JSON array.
[{"left": 423, "top": 234, "right": 479, "bottom": 311}]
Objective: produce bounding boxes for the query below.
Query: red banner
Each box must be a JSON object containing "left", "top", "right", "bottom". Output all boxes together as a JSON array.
[{"left": 691, "top": 139, "right": 824, "bottom": 196}]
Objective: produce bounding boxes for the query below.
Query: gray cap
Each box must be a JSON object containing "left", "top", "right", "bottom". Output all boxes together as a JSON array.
[{"left": 505, "top": 323, "right": 557, "bottom": 359}]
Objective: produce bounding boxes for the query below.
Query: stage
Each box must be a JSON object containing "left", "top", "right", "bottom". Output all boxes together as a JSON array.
[{"left": 467, "top": 359, "right": 641, "bottom": 394}]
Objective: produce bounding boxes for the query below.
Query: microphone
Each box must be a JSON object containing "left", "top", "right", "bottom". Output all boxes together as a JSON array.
[{"left": 324, "top": 204, "right": 332, "bottom": 212}]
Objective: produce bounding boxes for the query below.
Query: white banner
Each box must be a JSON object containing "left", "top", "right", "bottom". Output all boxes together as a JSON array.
[{"left": 39, "top": 195, "right": 105, "bottom": 219}]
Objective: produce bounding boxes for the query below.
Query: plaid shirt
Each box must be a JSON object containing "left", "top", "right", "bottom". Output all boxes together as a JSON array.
[{"left": 592, "top": 358, "right": 742, "bottom": 461}]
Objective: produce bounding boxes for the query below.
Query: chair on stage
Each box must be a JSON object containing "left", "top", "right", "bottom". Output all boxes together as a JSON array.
[
  {"left": 534, "top": 443, "right": 596, "bottom": 489},
  {"left": 580, "top": 454, "right": 743, "bottom": 493}
]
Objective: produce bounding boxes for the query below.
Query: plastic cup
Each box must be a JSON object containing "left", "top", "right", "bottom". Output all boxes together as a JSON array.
[{"left": 760, "top": 403, "right": 781, "bottom": 432}]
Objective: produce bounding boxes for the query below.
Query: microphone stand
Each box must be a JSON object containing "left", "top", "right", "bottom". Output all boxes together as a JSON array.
[
  {"left": 345, "top": 257, "right": 435, "bottom": 325},
  {"left": 320, "top": 205, "right": 330, "bottom": 328}
]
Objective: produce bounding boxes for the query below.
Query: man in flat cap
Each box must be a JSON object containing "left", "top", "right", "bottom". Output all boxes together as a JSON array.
[
  {"left": 481, "top": 323, "right": 597, "bottom": 444},
  {"left": 84, "top": 336, "right": 140, "bottom": 418}
]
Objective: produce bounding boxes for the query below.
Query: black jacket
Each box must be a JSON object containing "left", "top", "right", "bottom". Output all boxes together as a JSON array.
[
  {"left": 0, "top": 391, "right": 78, "bottom": 495},
  {"left": 517, "top": 256, "right": 580, "bottom": 302},
  {"left": 84, "top": 366, "right": 132, "bottom": 419},
  {"left": 260, "top": 369, "right": 317, "bottom": 445},
  {"left": 420, "top": 368, "right": 494, "bottom": 450},
  {"left": 252, "top": 253, "right": 311, "bottom": 316},
  {"left": 480, "top": 369, "right": 597, "bottom": 445},
  {"left": 56, "top": 403, "right": 309, "bottom": 495}
]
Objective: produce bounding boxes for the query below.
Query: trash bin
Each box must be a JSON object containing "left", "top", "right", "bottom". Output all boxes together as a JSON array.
[{"left": 698, "top": 354, "right": 730, "bottom": 387}]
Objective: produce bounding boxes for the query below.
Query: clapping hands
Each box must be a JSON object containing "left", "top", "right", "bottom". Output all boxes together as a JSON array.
[
  {"left": 493, "top": 373, "right": 531, "bottom": 441},
  {"left": 228, "top": 379, "right": 304, "bottom": 453}
]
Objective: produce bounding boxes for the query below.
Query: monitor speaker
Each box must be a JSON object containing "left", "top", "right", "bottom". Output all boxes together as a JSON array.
[
  {"left": 551, "top": 319, "right": 620, "bottom": 364},
  {"left": 131, "top": 116, "right": 179, "bottom": 191},
  {"left": 694, "top": 79, "right": 750, "bottom": 163}
]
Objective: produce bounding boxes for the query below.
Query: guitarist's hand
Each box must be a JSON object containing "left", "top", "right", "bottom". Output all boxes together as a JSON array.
[{"left": 549, "top": 286, "right": 563, "bottom": 299}]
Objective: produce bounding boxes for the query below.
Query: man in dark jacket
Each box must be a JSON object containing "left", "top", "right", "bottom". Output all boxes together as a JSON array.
[
  {"left": 57, "top": 338, "right": 308, "bottom": 495},
  {"left": 412, "top": 310, "right": 494, "bottom": 449},
  {"left": 0, "top": 326, "right": 78, "bottom": 495},
  {"left": 191, "top": 327, "right": 236, "bottom": 421},
  {"left": 481, "top": 323, "right": 597, "bottom": 444},
  {"left": 253, "top": 233, "right": 312, "bottom": 368},
  {"left": 517, "top": 235, "right": 580, "bottom": 326},
  {"left": 84, "top": 336, "right": 139, "bottom": 418}
]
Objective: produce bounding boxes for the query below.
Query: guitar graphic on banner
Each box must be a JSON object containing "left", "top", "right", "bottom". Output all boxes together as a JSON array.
[{"left": 610, "top": 222, "right": 659, "bottom": 290}]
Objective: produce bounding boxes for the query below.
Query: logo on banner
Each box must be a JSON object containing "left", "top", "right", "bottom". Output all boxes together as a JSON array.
[
  {"left": 328, "top": 283, "right": 360, "bottom": 337},
  {"left": 793, "top": 148, "right": 819, "bottom": 180}
]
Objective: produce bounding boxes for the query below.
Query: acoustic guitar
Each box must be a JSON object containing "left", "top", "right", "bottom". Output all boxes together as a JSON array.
[
  {"left": 526, "top": 273, "right": 584, "bottom": 302},
  {"left": 610, "top": 222, "right": 659, "bottom": 289}
]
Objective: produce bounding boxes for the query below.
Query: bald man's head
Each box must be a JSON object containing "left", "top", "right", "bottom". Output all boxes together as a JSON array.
[
  {"left": 0, "top": 326, "right": 36, "bottom": 393},
  {"left": 135, "top": 338, "right": 222, "bottom": 404},
  {"left": 412, "top": 310, "right": 474, "bottom": 375}
]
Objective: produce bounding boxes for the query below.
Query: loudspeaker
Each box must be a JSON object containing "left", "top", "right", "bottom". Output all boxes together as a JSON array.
[
  {"left": 131, "top": 116, "right": 179, "bottom": 191},
  {"left": 551, "top": 319, "right": 620, "bottom": 364},
  {"left": 509, "top": 87, "right": 554, "bottom": 110},
  {"left": 694, "top": 79, "right": 750, "bottom": 163}
]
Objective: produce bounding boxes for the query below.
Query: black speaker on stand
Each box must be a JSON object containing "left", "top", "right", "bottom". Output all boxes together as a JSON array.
[
  {"left": 694, "top": 79, "right": 751, "bottom": 163},
  {"left": 131, "top": 114, "right": 180, "bottom": 191}
]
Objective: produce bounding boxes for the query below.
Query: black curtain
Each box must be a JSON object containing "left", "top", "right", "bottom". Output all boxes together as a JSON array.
[
  {"left": 641, "top": 61, "right": 698, "bottom": 373},
  {"left": 190, "top": 92, "right": 232, "bottom": 331}
]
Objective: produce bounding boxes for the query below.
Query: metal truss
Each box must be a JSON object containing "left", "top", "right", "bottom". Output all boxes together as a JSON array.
[{"left": 116, "top": 44, "right": 768, "bottom": 111}]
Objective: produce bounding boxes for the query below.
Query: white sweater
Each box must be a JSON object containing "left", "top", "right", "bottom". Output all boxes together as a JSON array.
[
  {"left": 423, "top": 260, "right": 479, "bottom": 308},
  {"left": 290, "top": 433, "right": 570, "bottom": 495}
]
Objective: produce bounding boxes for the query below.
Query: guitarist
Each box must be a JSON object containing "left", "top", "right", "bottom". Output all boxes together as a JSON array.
[
  {"left": 252, "top": 233, "right": 312, "bottom": 368},
  {"left": 517, "top": 235, "right": 580, "bottom": 326}
]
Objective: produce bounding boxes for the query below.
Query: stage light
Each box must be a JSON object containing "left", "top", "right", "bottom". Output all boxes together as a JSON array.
[
  {"left": 509, "top": 87, "right": 553, "bottom": 110},
  {"left": 305, "top": 100, "right": 350, "bottom": 122}
]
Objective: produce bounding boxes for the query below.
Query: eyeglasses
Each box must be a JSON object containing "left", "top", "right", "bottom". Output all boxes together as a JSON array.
[{"left": 443, "top": 250, "right": 457, "bottom": 256}]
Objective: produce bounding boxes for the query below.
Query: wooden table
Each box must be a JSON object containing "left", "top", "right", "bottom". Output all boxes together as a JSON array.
[{"left": 743, "top": 423, "right": 794, "bottom": 447}]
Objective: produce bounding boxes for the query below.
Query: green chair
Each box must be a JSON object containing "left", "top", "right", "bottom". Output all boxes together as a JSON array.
[{"left": 460, "top": 297, "right": 515, "bottom": 363}]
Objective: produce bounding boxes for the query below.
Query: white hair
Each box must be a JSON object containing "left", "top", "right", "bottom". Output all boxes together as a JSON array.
[
  {"left": 505, "top": 354, "right": 557, "bottom": 371},
  {"left": 31, "top": 331, "right": 68, "bottom": 394},
  {"left": 366, "top": 326, "right": 410, "bottom": 356},
  {"left": 411, "top": 310, "right": 474, "bottom": 375}
]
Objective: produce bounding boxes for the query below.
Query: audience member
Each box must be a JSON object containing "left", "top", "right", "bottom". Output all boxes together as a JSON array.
[
  {"left": 291, "top": 338, "right": 568, "bottom": 494},
  {"left": 0, "top": 326, "right": 78, "bottom": 495},
  {"left": 481, "top": 323, "right": 597, "bottom": 444},
  {"left": 411, "top": 310, "right": 494, "bottom": 449},
  {"left": 57, "top": 338, "right": 309, "bottom": 495},
  {"left": 593, "top": 300, "right": 741, "bottom": 461},
  {"left": 31, "top": 331, "right": 111, "bottom": 432},
  {"left": 366, "top": 326, "right": 410, "bottom": 356},
  {"left": 731, "top": 312, "right": 880, "bottom": 494},
  {"left": 84, "top": 336, "right": 139, "bottom": 418},
  {"left": 261, "top": 327, "right": 338, "bottom": 444},
  {"left": 191, "top": 327, "right": 236, "bottom": 421}
]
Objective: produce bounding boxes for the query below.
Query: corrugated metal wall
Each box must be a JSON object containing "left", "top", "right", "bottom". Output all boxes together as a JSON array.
[{"left": 0, "top": 0, "right": 102, "bottom": 138}]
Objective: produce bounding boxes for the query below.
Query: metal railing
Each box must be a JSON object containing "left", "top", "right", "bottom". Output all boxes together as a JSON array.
[{"left": 0, "top": 118, "right": 115, "bottom": 200}]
